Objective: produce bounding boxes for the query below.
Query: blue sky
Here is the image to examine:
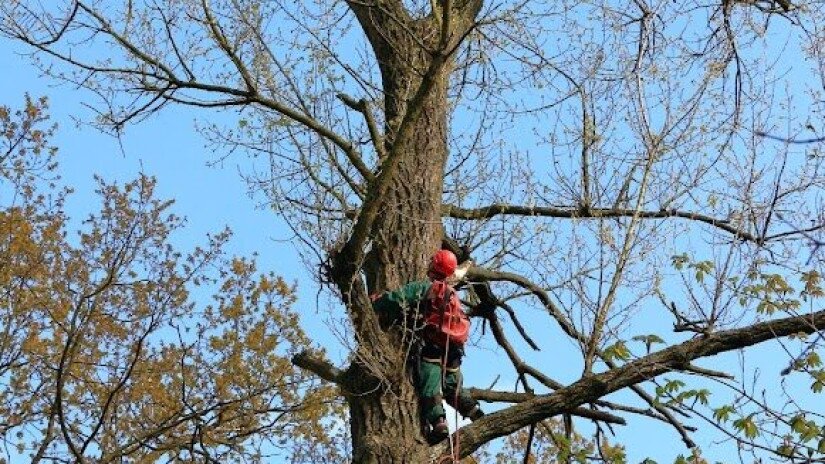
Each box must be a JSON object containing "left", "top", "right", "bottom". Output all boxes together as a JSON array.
[{"left": 2, "top": 16, "right": 822, "bottom": 463}]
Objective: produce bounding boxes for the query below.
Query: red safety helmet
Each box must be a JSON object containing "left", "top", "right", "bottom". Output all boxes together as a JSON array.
[{"left": 429, "top": 249, "right": 458, "bottom": 280}]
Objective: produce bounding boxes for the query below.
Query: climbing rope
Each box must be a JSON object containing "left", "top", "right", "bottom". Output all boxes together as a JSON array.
[
  {"left": 432, "top": 283, "right": 463, "bottom": 464},
  {"left": 440, "top": 329, "right": 463, "bottom": 463},
  {"left": 440, "top": 336, "right": 456, "bottom": 462}
]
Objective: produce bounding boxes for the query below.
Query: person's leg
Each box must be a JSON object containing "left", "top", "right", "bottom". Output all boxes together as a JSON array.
[
  {"left": 418, "top": 359, "right": 446, "bottom": 425},
  {"left": 418, "top": 343, "right": 450, "bottom": 442},
  {"left": 444, "top": 346, "right": 484, "bottom": 421}
]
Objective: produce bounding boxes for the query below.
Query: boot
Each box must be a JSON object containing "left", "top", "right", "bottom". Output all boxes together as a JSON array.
[{"left": 428, "top": 416, "right": 449, "bottom": 443}]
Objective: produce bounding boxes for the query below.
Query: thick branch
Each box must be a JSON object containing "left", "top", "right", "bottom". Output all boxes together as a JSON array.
[
  {"left": 467, "top": 389, "right": 626, "bottom": 425},
  {"left": 466, "top": 388, "right": 687, "bottom": 429},
  {"left": 447, "top": 308, "right": 825, "bottom": 458},
  {"left": 465, "top": 261, "right": 695, "bottom": 443},
  {"left": 444, "top": 204, "right": 760, "bottom": 242},
  {"left": 477, "top": 311, "right": 690, "bottom": 432},
  {"left": 345, "top": 0, "right": 413, "bottom": 60},
  {"left": 291, "top": 351, "right": 344, "bottom": 384}
]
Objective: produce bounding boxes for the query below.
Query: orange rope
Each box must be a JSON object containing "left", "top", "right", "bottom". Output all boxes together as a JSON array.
[
  {"left": 434, "top": 283, "right": 462, "bottom": 464},
  {"left": 453, "top": 362, "right": 462, "bottom": 464},
  {"left": 440, "top": 333, "right": 461, "bottom": 463},
  {"left": 440, "top": 336, "right": 455, "bottom": 462}
]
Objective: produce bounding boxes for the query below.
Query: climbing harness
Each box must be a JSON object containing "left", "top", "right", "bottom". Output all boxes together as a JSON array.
[{"left": 424, "top": 281, "right": 470, "bottom": 346}]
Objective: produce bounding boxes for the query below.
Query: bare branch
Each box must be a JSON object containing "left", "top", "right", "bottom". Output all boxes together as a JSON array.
[
  {"left": 467, "top": 265, "right": 583, "bottom": 343},
  {"left": 755, "top": 131, "right": 825, "bottom": 144},
  {"left": 468, "top": 388, "right": 627, "bottom": 425},
  {"left": 680, "top": 363, "right": 735, "bottom": 380},
  {"left": 199, "top": 0, "right": 256, "bottom": 92},
  {"left": 292, "top": 351, "right": 344, "bottom": 385},
  {"left": 444, "top": 204, "right": 763, "bottom": 242},
  {"left": 337, "top": 93, "right": 386, "bottom": 163}
]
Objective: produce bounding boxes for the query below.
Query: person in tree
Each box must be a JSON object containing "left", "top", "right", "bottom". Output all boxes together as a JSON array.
[{"left": 372, "top": 249, "right": 485, "bottom": 443}]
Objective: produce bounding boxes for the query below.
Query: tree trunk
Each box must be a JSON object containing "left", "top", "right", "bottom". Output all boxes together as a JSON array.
[
  {"left": 330, "top": 4, "right": 480, "bottom": 460},
  {"left": 346, "top": 370, "right": 431, "bottom": 463},
  {"left": 338, "top": 12, "right": 454, "bottom": 462},
  {"left": 363, "top": 20, "right": 451, "bottom": 292},
  {"left": 365, "top": 71, "right": 449, "bottom": 290}
]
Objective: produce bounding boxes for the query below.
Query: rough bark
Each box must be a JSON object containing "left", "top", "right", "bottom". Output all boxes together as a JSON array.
[{"left": 328, "top": 4, "right": 463, "bottom": 462}]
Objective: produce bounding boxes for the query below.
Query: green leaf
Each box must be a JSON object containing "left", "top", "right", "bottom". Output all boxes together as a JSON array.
[
  {"left": 671, "top": 254, "right": 689, "bottom": 270},
  {"left": 733, "top": 414, "right": 759, "bottom": 439},
  {"left": 756, "top": 299, "right": 775, "bottom": 315},
  {"left": 811, "top": 369, "right": 825, "bottom": 393},
  {"left": 790, "top": 414, "right": 806, "bottom": 433},
  {"left": 800, "top": 420, "right": 819, "bottom": 442},
  {"left": 801, "top": 270, "right": 824, "bottom": 297},
  {"left": 603, "top": 341, "right": 632, "bottom": 362},
  {"left": 694, "top": 388, "right": 711, "bottom": 405},
  {"left": 777, "top": 444, "right": 794, "bottom": 457},
  {"left": 632, "top": 334, "right": 665, "bottom": 345},
  {"left": 663, "top": 379, "right": 686, "bottom": 393},
  {"left": 691, "top": 260, "right": 714, "bottom": 283},
  {"left": 631, "top": 334, "right": 665, "bottom": 354}
]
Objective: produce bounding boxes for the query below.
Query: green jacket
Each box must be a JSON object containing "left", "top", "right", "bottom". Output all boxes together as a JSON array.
[{"left": 372, "top": 280, "right": 431, "bottom": 320}]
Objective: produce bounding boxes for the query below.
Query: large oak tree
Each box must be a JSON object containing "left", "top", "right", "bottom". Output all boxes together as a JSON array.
[{"left": 3, "top": 0, "right": 825, "bottom": 462}]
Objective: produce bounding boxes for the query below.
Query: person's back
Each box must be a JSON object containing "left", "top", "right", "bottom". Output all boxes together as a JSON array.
[{"left": 421, "top": 279, "right": 470, "bottom": 348}]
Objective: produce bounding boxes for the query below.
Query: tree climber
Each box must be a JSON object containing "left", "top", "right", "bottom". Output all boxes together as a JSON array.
[{"left": 371, "top": 249, "right": 485, "bottom": 443}]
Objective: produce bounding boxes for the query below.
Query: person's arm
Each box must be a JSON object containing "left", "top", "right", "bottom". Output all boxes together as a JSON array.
[{"left": 372, "top": 280, "right": 430, "bottom": 319}]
